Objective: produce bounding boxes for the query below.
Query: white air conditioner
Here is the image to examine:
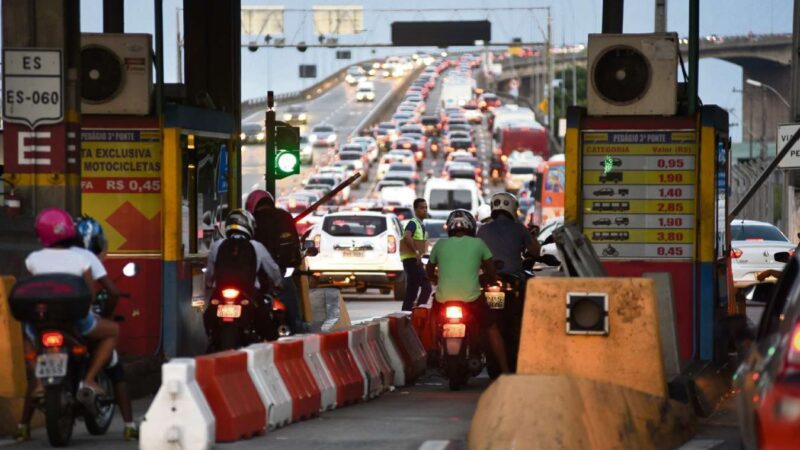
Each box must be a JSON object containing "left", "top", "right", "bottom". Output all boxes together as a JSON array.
[
  {"left": 81, "top": 33, "right": 152, "bottom": 115},
  {"left": 587, "top": 33, "right": 678, "bottom": 116}
]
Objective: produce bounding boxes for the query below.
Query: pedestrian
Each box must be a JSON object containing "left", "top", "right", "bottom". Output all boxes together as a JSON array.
[{"left": 399, "top": 198, "right": 432, "bottom": 311}]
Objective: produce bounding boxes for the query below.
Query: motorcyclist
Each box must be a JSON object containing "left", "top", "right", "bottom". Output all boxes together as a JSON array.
[
  {"left": 246, "top": 189, "right": 303, "bottom": 333},
  {"left": 72, "top": 216, "right": 138, "bottom": 440},
  {"left": 426, "top": 209, "right": 510, "bottom": 374},
  {"left": 14, "top": 209, "right": 120, "bottom": 441},
  {"left": 476, "top": 204, "right": 492, "bottom": 226},
  {"left": 476, "top": 192, "right": 540, "bottom": 278},
  {"left": 204, "top": 209, "right": 282, "bottom": 341}
]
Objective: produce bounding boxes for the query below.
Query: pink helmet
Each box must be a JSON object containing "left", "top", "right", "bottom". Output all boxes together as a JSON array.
[
  {"left": 245, "top": 189, "right": 274, "bottom": 214},
  {"left": 35, "top": 207, "right": 78, "bottom": 247}
]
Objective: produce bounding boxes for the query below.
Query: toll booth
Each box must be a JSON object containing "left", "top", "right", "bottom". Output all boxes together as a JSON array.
[{"left": 565, "top": 33, "right": 732, "bottom": 364}]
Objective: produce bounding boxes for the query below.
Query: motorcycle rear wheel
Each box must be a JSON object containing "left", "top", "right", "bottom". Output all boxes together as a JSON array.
[
  {"left": 446, "top": 356, "right": 463, "bottom": 391},
  {"left": 45, "top": 386, "right": 75, "bottom": 447},
  {"left": 217, "top": 326, "right": 240, "bottom": 351},
  {"left": 84, "top": 374, "right": 116, "bottom": 435}
]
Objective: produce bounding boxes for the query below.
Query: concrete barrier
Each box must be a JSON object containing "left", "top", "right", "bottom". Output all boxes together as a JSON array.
[
  {"left": 296, "top": 334, "right": 338, "bottom": 411},
  {"left": 309, "top": 288, "right": 352, "bottom": 332},
  {"left": 518, "top": 277, "right": 667, "bottom": 398},
  {"left": 242, "top": 343, "right": 293, "bottom": 429},
  {"left": 468, "top": 375, "right": 695, "bottom": 450},
  {"left": 373, "top": 317, "right": 407, "bottom": 386},
  {"left": 140, "top": 359, "right": 216, "bottom": 450},
  {"left": 348, "top": 326, "right": 383, "bottom": 399},
  {"left": 195, "top": 350, "right": 266, "bottom": 442}
]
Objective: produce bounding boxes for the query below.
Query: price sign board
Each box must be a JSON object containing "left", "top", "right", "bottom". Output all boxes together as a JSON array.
[
  {"left": 581, "top": 130, "right": 697, "bottom": 260},
  {"left": 3, "top": 49, "right": 63, "bottom": 128}
]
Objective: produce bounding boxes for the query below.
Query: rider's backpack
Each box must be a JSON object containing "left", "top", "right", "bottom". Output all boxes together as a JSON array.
[
  {"left": 214, "top": 236, "right": 258, "bottom": 289},
  {"left": 252, "top": 207, "right": 301, "bottom": 270}
]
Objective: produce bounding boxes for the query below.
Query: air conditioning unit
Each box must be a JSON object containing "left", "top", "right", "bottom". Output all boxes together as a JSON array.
[
  {"left": 587, "top": 33, "right": 678, "bottom": 116},
  {"left": 81, "top": 33, "right": 152, "bottom": 115}
]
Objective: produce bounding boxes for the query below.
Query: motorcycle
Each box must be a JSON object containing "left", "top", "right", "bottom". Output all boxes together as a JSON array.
[
  {"left": 428, "top": 138, "right": 442, "bottom": 160},
  {"left": 485, "top": 266, "right": 535, "bottom": 377},
  {"left": 204, "top": 283, "right": 277, "bottom": 352},
  {"left": 8, "top": 263, "right": 137, "bottom": 447}
]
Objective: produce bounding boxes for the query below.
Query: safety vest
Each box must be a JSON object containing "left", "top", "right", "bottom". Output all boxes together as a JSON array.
[{"left": 400, "top": 217, "right": 426, "bottom": 260}]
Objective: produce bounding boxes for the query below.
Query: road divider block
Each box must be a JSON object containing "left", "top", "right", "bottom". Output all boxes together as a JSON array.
[
  {"left": 140, "top": 359, "right": 215, "bottom": 450},
  {"left": 373, "top": 317, "right": 406, "bottom": 386},
  {"left": 273, "top": 339, "right": 322, "bottom": 421},
  {"left": 195, "top": 350, "right": 266, "bottom": 442},
  {"left": 296, "top": 334, "right": 338, "bottom": 411},
  {"left": 387, "top": 313, "right": 427, "bottom": 384},
  {"left": 319, "top": 330, "right": 364, "bottom": 406},
  {"left": 468, "top": 374, "right": 695, "bottom": 450},
  {"left": 365, "top": 321, "right": 395, "bottom": 390},
  {"left": 242, "top": 343, "right": 292, "bottom": 429},
  {"left": 411, "top": 306, "right": 437, "bottom": 355},
  {"left": 348, "top": 326, "right": 383, "bottom": 399}
]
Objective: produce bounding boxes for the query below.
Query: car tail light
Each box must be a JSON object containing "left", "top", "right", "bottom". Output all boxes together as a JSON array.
[
  {"left": 222, "top": 288, "right": 239, "bottom": 299},
  {"left": 387, "top": 235, "right": 397, "bottom": 253},
  {"left": 445, "top": 306, "right": 463, "bottom": 319},
  {"left": 415, "top": 151, "right": 424, "bottom": 161},
  {"left": 501, "top": 155, "right": 508, "bottom": 162},
  {"left": 791, "top": 248, "right": 796, "bottom": 258},
  {"left": 731, "top": 248, "right": 743, "bottom": 259},
  {"left": 314, "top": 235, "right": 321, "bottom": 249},
  {"left": 42, "top": 331, "right": 64, "bottom": 348}
]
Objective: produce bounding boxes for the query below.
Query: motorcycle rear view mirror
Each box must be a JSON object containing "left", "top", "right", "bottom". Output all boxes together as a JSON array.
[{"left": 122, "top": 262, "right": 138, "bottom": 277}]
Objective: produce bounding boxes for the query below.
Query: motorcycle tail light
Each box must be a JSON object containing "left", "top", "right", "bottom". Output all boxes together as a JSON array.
[
  {"left": 221, "top": 288, "right": 240, "bottom": 299},
  {"left": 388, "top": 235, "right": 397, "bottom": 253},
  {"left": 272, "top": 299, "right": 286, "bottom": 311},
  {"left": 445, "top": 306, "right": 463, "bottom": 319},
  {"left": 72, "top": 345, "right": 88, "bottom": 356},
  {"left": 42, "top": 331, "right": 64, "bottom": 348},
  {"left": 731, "top": 248, "right": 743, "bottom": 259}
]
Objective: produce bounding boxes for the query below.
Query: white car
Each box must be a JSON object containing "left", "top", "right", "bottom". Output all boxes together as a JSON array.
[
  {"left": 351, "top": 136, "right": 379, "bottom": 163},
  {"left": 309, "top": 125, "right": 338, "bottom": 148},
  {"left": 356, "top": 80, "right": 376, "bottom": 102},
  {"left": 504, "top": 163, "right": 537, "bottom": 193},
  {"left": 299, "top": 135, "right": 313, "bottom": 165},
  {"left": 731, "top": 219, "right": 796, "bottom": 288},
  {"left": 379, "top": 186, "right": 416, "bottom": 207},
  {"left": 424, "top": 178, "right": 483, "bottom": 220},
  {"left": 307, "top": 211, "right": 405, "bottom": 299}
]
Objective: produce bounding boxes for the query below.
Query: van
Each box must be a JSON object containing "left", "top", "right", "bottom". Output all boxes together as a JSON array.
[
  {"left": 356, "top": 80, "right": 376, "bottom": 102},
  {"left": 424, "top": 178, "right": 483, "bottom": 220}
]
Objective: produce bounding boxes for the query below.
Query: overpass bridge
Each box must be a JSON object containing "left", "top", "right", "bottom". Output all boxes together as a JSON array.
[{"left": 494, "top": 33, "right": 792, "bottom": 146}]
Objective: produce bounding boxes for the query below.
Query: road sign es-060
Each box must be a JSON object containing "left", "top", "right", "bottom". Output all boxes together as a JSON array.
[{"left": 3, "top": 48, "right": 64, "bottom": 128}]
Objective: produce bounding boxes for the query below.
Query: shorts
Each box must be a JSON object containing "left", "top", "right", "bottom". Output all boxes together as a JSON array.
[
  {"left": 24, "top": 312, "right": 98, "bottom": 342},
  {"left": 435, "top": 293, "right": 499, "bottom": 331}
]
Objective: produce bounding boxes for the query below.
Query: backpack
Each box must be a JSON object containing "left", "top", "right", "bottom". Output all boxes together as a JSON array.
[
  {"left": 252, "top": 207, "right": 301, "bottom": 270},
  {"left": 214, "top": 237, "right": 258, "bottom": 289}
]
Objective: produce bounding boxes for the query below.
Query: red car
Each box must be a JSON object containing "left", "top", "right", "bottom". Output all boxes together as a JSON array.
[
  {"left": 479, "top": 93, "right": 502, "bottom": 111},
  {"left": 735, "top": 250, "right": 800, "bottom": 450}
]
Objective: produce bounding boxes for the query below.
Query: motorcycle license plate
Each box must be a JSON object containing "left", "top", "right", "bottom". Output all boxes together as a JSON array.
[
  {"left": 443, "top": 323, "right": 465, "bottom": 338},
  {"left": 486, "top": 291, "right": 506, "bottom": 309},
  {"left": 217, "top": 304, "right": 242, "bottom": 318},
  {"left": 35, "top": 353, "right": 68, "bottom": 379}
]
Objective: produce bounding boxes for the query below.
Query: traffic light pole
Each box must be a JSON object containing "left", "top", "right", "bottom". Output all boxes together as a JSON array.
[{"left": 266, "top": 91, "right": 277, "bottom": 197}]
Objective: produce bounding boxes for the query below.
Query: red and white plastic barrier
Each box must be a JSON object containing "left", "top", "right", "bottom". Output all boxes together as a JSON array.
[
  {"left": 319, "top": 330, "right": 364, "bottom": 406},
  {"left": 243, "top": 343, "right": 292, "bottom": 429},
  {"left": 365, "top": 321, "right": 395, "bottom": 391},
  {"left": 140, "top": 359, "right": 215, "bottom": 450},
  {"left": 387, "top": 313, "right": 427, "bottom": 385},
  {"left": 348, "top": 326, "right": 384, "bottom": 399},
  {"left": 194, "top": 350, "right": 266, "bottom": 442},
  {"left": 373, "top": 317, "right": 408, "bottom": 386},
  {"left": 295, "top": 334, "right": 338, "bottom": 411},
  {"left": 273, "top": 338, "right": 322, "bottom": 421}
]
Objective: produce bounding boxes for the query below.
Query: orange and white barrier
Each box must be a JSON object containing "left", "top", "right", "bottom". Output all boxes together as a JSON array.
[
  {"left": 387, "top": 313, "right": 427, "bottom": 385},
  {"left": 348, "top": 325, "right": 383, "bottom": 399},
  {"left": 319, "top": 330, "right": 364, "bottom": 406},
  {"left": 243, "top": 343, "right": 292, "bottom": 429},
  {"left": 373, "top": 317, "right": 408, "bottom": 386},
  {"left": 365, "top": 321, "right": 395, "bottom": 391},
  {"left": 273, "top": 338, "right": 322, "bottom": 421},
  {"left": 296, "top": 334, "right": 338, "bottom": 411}
]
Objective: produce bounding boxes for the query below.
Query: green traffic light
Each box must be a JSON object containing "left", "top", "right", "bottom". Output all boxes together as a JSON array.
[{"left": 274, "top": 149, "right": 300, "bottom": 179}]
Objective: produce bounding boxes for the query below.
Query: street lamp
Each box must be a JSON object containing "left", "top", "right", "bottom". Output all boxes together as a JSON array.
[{"left": 746, "top": 78, "right": 790, "bottom": 108}]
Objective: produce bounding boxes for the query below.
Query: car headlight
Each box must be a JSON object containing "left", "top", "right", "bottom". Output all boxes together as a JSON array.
[
  {"left": 283, "top": 113, "right": 292, "bottom": 121},
  {"left": 299, "top": 113, "right": 307, "bottom": 121},
  {"left": 458, "top": 99, "right": 467, "bottom": 106},
  {"left": 240, "top": 132, "right": 246, "bottom": 140},
  {"left": 326, "top": 134, "right": 336, "bottom": 143},
  {"left": 367, "top": 93, "right": 375, "bottom": 99},
  {"left": 309, "top": 134, "right": 318, "bottom": 142},
  {"left": 346, "top": 75, "right": 355, "bottom": 83},
  {"left": 256, "top": 132, "right": 265, "bottom": 141}
]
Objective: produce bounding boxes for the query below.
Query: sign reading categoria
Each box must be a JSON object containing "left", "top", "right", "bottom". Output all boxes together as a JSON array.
[{"left": 581, "top": 130, "right": 697, "bottom": 260}]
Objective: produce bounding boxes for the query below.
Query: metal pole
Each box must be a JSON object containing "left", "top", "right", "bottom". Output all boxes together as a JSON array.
[
  {"left": 654, "top": 0, "right": 667, "bottom": 33},
  {"left": 602, "top": 0, "right": 624, "bottom": 33},
  {"left": 688, "top": 0, "right": 699, "bottom": 115},
  {"left": 547, "top": 9, "right": 554, "bottom": 131},
  {"left": 571, "top": 49, "right": 577, "bottom": 106},
  {"left": 154, "top": 0, "right": 164, "bottom": 122},
  {"left": 266, "top": 91, "right": 277, "bottom": 197},
  {"left": 761, "top": 89, "right": 768, "bottom": 159},
  {"left": 729, "top": 129, "right": 800, "bottom": 221},
  {"left": 176, "top": 7, "right": 182, "bottom": 83},
  {"left": 784, "top": 0, "right": 800, "bottom": 238}
]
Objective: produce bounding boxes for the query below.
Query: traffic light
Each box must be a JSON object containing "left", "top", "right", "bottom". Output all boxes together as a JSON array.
[{"left": 274, "top": 125, "right": 301, "bottom": 180}]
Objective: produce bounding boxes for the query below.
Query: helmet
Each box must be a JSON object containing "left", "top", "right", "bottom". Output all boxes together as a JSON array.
[
  {"left": 490, "top": 192, "right": 518, "bottom": 220},
  {"left": 476, "top": 204, "right": 492, "bottom": 223},
  {"left": 75, "top": 216, "right": 107, "bottom": 255},
  {"left": 35, "top": 208, "right": 78, "bottom": 247},
  {"left": 225, "top": 209, "right": 255, "bottom": 239},
  {"left": 245, "top": 189, "right": 274, "bottom": 214},
  {"left": 446, "top": 209, "right": 477, "bottom": 237}
]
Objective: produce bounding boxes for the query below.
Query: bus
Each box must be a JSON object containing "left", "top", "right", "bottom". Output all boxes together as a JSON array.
[{"left": 531, "top": 156, "right": 565, "bottom": 226}]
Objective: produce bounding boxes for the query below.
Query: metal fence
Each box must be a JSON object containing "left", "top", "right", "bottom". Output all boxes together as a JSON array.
[{"left": 729, "top": 158, "right": 784, "bottom": 227}]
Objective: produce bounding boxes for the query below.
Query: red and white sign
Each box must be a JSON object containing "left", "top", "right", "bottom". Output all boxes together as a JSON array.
[{"left": 2, "top": 122, "right": 68, "bottom": 172}]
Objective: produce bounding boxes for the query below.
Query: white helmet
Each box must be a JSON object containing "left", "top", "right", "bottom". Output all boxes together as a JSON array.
[
  {"left": 476, "top": 204, "right": 492, "bottom": 223},
  {"left": 490, "top": 192, "right": 519, "bottom": 220}
]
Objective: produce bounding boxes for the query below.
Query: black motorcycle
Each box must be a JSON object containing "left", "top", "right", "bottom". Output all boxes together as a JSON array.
[
  {"left": 203, "top": 284, "right": 278, "bottom": 351},
  {"left": 9, "top": 274, "right": 117, "bottom": 447}
]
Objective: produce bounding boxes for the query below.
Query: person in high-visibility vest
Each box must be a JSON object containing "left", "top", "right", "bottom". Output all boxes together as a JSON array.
[{"left": 400, "top": 198, "right": 432, "bottom": 311}]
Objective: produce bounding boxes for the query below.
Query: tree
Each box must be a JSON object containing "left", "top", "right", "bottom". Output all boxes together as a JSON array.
[{"left": 553, "top": 65, "right": 587, "bottom": 121}]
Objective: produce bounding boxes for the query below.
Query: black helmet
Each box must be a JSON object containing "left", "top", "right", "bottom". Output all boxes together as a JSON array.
[
  {"left": 224, "top": 209, "right": 255, "bottom": 239},
  {"left": 446, "top": 209, "right": 477, "bottom": 237}
]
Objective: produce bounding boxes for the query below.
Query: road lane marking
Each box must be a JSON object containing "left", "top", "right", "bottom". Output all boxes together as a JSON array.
[
  {"left": 677, "top": 439, "right": 725, "bottom": 450},
  {"left": 418, "top": 440, "right": 458, "bottom": 450}
]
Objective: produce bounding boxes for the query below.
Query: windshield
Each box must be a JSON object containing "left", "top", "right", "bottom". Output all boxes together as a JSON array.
[
  {"left": 422, "top": 117, "right": 439, "bottom": 125},
  {"left": 340, "top": 152, "right": 361, "bottom": 160},
  {"left": 313, "top": 126, "right": 333, "bottom": 133},
  {"left": 308, "top": 177, "right": 335, "bottom": 186},
  {"left": 429, "top": 189, "right": 473, "bottom": 210},
  {"left": 731, "top": 224, "right": 789, "bottom": 242},
  {"left": 510, "top": 166, "right": 535, "bottom": 175},
  {"left": 451, "top": 140, "right": 471, "bottom": 149},
  {"left": 425, "top": 222, "right": 448, "bottom": 238},
  {"left": 323, "top": 216, "right": 387, "bottom": 237}
]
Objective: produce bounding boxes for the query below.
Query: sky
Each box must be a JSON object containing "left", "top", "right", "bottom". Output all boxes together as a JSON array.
[{"left": 69, "top": 0, "right": 796, "bottom": 142}]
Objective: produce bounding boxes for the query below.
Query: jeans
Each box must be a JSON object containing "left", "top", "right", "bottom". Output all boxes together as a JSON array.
[
  {"left": 280, "top": 276, "right": 303, "bottom": 334},
  {"left": 402, "top": 258, "right": 432, "bottom": 311}
]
